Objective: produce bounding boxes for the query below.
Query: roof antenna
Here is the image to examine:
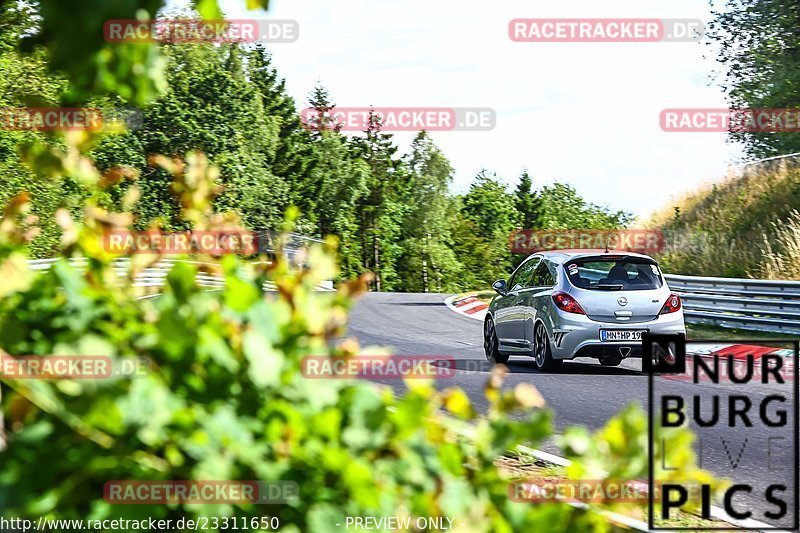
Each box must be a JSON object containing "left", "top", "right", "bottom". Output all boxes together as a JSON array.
[{"left": 604, "top": 231, "right": 610, "bottom": 253}]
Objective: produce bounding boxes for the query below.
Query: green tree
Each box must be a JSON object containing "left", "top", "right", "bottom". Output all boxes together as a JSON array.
[
  {"left": 133, "top": 44, "right": 289, "bottom": 231},
  {"left": 312, "top": 130, "right": 369, "bottom": 280},
  {"left": 538, "top": 183, "right": 632, "bottom": 230},
  {"left": 397, "top": 131, "right": 462, "bottom": 292},
  {"left": 352, "top": 109, "right": 409, "bottom": 291},
  {"left": 247, "top": 46, "right": 318, "bottom": 233},
  {"left": 461, "top": 171, "right": 518, "bottom": 242},
  {"left": 514, "top": 170, "right": 542, "bottom": 230},
  {"left": 0, "top": 1, "right": 74, "bottom": 257},
  {"left": 456, "top": 170, "right": 519, "bottom": 286},
  {"left": 708, "top": 0, "right": 800, "bottom": 158},
  {"left": 20, "top": 0, "right": 167, "bottom": 106},
  {"left": 304, "top": 82, "right": 342, "bottom": 136}
]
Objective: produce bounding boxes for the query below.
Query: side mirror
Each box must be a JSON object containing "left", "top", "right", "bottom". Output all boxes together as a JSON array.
[{"left": 492, "top": 279, "right": 507, "bottom": 296}]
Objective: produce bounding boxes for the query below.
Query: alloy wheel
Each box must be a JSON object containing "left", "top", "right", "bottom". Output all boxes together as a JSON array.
[
  {"left": 534, "top": 324, "right": 547, "bottom": 367},
  {"left": 484, "top": 319, "right": 496, "bottom": 359}
]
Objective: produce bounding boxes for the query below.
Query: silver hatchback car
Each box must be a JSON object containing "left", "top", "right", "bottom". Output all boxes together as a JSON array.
[{"left": 484, "top": 249, "right": 685, "bottom": 371}]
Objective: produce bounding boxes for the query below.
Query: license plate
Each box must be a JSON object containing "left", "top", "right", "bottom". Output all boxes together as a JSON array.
[{"left": 600, "top": 329, "right": 646, "bottom": 341}]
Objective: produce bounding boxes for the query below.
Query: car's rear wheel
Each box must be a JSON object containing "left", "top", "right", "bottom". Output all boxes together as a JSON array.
[
  {"left": 533, "top": 322, "right": 562, "bottom": 372},
  {"left": 484, "top": 317, "right": 508, "bottom": 364},
  {"left": 599, "top": 356, "right": 622, "bottom": 367}
]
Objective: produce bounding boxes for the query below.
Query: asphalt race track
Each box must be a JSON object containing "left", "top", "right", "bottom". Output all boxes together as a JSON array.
[{"left": 346, "top": 292, "right": 797, "bottom": 527}]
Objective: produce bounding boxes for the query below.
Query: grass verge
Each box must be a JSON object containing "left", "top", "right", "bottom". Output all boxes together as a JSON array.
[{"left": 497, "top": 452, "right": 732, "bottom": 531}]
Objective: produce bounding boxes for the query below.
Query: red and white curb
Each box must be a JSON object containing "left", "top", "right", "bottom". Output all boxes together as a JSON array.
[
  {"left": 689, "top": 343, "right": 795, "bottom": 366},
  {"left": 444, "top": 293, "right": 488, "bottom": 321},
  {"left": 674, "top": 343, "right": 796, "bottom": 382}
]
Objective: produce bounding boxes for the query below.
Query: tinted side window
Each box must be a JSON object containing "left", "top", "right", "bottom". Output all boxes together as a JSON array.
[
  {"left": 510, "top": 257, "right": 540, "bottom": 291},
  {"left": 529, "top": 260, "right": 556, "bottom": 287},
  {"left": 544, "top": 261, "right": 557, "bottom": 286}
]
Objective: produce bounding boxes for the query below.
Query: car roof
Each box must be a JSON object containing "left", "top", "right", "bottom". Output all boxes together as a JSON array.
[{"left": 528, "top": 249, "right": 657, "bottom": 263}]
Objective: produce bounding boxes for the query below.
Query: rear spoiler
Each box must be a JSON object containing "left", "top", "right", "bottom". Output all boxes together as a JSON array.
[{"left": 565, "top": 254, "right": 658, "bottom": 265}]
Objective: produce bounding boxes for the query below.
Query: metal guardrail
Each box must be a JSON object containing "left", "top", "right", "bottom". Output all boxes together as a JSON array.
[
  {"left": 26, "top": 232, "right": 334, "bottom": 292},
  {"left": 27, "top": 257, "right": 334, "bottom": 293},
  {"left": 739, "top": 150, "right": 800, "bottom": 168},
  {"left": 664, "top": 273, "right": 800, "bottom": 334},
  {"left": 576, "top": 267, "right": 800, "bottom": 333},
  {"left": 26, "top": 258, "right": 800, "bottom": 333}
]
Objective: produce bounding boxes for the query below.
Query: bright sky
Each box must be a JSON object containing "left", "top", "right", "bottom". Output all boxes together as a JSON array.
[{"left": 215, "top": 0, "right": 743, "bottom": 220}]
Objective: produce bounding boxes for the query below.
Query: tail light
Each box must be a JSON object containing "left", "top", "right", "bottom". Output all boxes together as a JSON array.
[
  {"left": 660, "top": 292, "right": 682, "bottom": 314},
  {"left": 552, "top": 291, "right": 586, "bottom": 315}
]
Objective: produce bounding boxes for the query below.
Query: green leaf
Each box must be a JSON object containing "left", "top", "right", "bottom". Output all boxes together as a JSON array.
[
  {"left": 307, "top": 504, "right": 346, "bottom": 533},
  {"left": 245, "top": 0, "right": 270, "bottom": 10},
  {"left": 243, "top": 329, "right": 283, "bottom": 387},
  {"left": 194, "top": 0, "right": 224, "bottom": 20}
]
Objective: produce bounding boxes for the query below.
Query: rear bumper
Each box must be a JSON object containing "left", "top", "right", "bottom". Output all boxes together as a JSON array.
[
  {"left": 573, "top": 343, "right": 644, "bottom": 359},
  {"left": 547, "top": 309, "right": 685, "bottom": 360}
]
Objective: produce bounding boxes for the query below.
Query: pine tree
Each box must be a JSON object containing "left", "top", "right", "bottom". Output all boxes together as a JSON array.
[
  {"left": 352, "top": 108, "right": 406, "bottom": 291},
  {"left": 514, "top": 170, "right": 542, "bottom": 230},
  {"left": 133, "top": 44, "right": 289, "bottom": 231},
  {"left": 310, "top": 129, "right": 369, "bottom": 280},
  {"left": 247, "top": 46, "right": 318, "bottom": 229},
  {"left": 459, "top": 170, "right": 520, "bottom": 281},
  {"left": 305, "top": 82, "right": 341, "bottom": 136}
]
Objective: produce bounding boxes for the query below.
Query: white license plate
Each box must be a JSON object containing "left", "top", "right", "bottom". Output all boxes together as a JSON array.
[{"left": 600, "top": 329, "right": 646, "bottom": 342}]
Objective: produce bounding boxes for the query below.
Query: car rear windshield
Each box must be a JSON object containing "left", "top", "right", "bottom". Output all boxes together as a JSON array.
[{"left": 564, "top": 257, "right": 663, "bottom": 291}]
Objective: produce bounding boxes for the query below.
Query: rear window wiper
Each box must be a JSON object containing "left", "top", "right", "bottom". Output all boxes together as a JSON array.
[{"left": 594, "top": 284, "right": 624, "bottom": 291}]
